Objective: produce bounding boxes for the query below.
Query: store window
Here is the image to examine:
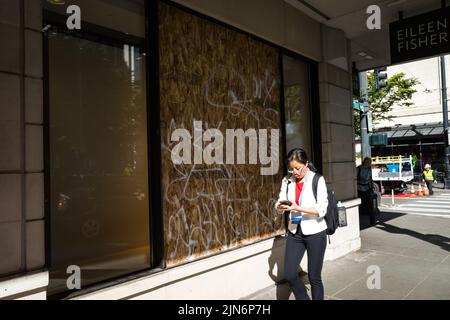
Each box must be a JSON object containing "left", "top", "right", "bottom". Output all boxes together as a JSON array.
[
  {"left": 283, "top": 55, "right": 312, "bottom": 157},
  {"left": 44, "top": 0, "right": 150, "bottom": 296}
]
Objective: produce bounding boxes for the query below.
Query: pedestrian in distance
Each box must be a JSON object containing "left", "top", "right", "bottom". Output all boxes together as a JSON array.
[
  {"left": 357, "top": 157, "right": 378, "bottom": 225},
  {"left": 422, "top": 164, "right": 437, "bottom": 195}
]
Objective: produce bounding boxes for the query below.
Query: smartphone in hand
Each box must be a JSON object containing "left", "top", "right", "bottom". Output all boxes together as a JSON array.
[{"left": 279, "top": 200, "right": 292, "bottom": 206}]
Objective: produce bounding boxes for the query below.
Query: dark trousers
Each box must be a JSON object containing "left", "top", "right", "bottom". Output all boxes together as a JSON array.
[
  {"left": 284, "top": 227, "right": 327, "bottom": 300},
  {"left": 358, "top": 189, "right": 377, "bottom": 225},
  {"left": 425, "top": 180, "right": 434, "bottom": 195}
]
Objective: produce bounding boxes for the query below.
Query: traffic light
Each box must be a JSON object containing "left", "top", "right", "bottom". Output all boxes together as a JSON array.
[
  {"left": 374, "top": 67, "right": 388, "bottom": 89},
  {"left": 352, "top": 67, "right": 360, "bottom": 97}
]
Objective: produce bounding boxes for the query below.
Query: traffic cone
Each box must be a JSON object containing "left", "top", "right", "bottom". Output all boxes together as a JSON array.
[
  {"left": 410, "top": 184, "right": 416, "bottom": 197},
  {"left": 417, "top": 183, "right": 423, "bottom": 196},
  {"left": 423, "top": 183, "right": 429, "bottom": 196}
]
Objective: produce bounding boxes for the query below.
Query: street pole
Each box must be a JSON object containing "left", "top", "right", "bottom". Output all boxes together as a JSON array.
[
  {"left": 440, "top": 55, "right": 450, "bottom": 189},
  {"left": 359, "top": 71, "right": 371, "bottom": 160}
]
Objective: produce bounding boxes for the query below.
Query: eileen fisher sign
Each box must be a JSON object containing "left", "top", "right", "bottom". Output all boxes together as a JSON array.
[{"left": 390, "top": 6, "right": 450, "bottom": 64}]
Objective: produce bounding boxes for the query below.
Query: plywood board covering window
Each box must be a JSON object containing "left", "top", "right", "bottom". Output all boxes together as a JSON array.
[{"left": 159, "top": 3, "right": 285, "bottom": 266}]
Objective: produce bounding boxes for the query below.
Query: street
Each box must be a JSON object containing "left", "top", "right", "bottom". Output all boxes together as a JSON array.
[{"left": 379, "top": 188, "right": 450, "bottom": 219}]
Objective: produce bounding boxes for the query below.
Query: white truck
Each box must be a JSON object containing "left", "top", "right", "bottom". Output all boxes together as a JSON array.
[{"left": 371, "top": 156, "right": 414, "bottom": 193}]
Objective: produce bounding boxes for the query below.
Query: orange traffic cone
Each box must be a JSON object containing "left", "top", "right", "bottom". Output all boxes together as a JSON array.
[
  {"left": 410, "top": 184, "right": 416, "bottom": 197},
  {"left": 423, "top": 183, "right": 430, "bottom": 196},
  {"left": 417, "top": 183, "right": 424, "bottom": 196}
]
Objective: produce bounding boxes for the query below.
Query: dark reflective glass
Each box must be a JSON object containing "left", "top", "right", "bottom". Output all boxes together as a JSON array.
[
  {"left": 47, "top": 1, "right": 149, "bottom": 294},
  {"left": 283, "top": 55, "right": 312, "bottom": 156}
]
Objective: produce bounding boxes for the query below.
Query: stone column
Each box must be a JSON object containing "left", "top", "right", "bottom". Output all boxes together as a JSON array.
[{"left": 317, "top": 25, "right": 361, "bottom": 261}]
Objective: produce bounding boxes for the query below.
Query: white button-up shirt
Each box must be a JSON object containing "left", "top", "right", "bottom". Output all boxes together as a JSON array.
[{"left": 274, "top": 169, "right": 328, "bottom": 235}]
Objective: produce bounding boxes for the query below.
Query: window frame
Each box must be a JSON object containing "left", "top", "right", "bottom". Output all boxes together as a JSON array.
[{"left": 280, "top": 52, "right": 321, "bottom": 171}]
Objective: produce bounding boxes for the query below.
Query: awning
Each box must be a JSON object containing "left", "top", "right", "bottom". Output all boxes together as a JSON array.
[{"left": 374, "top": 122, "right": 447, "bottom": 139}]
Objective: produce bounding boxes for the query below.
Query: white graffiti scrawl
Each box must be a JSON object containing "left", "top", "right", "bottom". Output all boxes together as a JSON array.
[{"left": 159, "top": 5, "right": 284, "bottom": 264}]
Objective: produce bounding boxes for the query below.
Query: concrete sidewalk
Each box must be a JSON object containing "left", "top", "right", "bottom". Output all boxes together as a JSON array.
[{"left": 244, "top": 206, "right": 450, "bottom": 300}]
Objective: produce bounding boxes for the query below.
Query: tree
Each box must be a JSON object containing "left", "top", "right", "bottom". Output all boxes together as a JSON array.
[{"left": 354, "top": 72, "right": 419, "bottom": 136}]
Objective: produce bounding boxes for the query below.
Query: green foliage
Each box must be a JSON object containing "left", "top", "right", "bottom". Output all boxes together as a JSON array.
[
  {"left": 285, "top": 85, "right": 303, "bottom": 122},
  {"left": 354, "top": 72, "right": 419, "bottom": 136}
]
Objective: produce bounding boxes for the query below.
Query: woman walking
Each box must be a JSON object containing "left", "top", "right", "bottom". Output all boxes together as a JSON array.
[{"left": 275, "top": 148, "right": 329, "bottom": 300}]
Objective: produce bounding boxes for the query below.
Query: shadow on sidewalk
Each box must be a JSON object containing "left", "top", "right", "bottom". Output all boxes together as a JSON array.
[
  {"left": 267, "top": 237, "right": 311, "bottom": 300},
  {"left": 359, "top": 211, "right": 405, "bottom": 231},
  {"left": 375, "top": 221, "right": 450, "bottom": 252},
  {"left": 267, "top": 239, "right": 290, "bottom": 300}
]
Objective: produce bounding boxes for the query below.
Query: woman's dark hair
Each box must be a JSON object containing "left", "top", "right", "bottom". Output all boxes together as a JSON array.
[
  {"left": 363, "top": 157, "right": 372, "bottom": 167},
  {"left": 287, "top": 148, "right": 316, "bottom": 172}
]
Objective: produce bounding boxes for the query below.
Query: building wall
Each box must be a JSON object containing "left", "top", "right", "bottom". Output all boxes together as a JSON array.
[
  {"left": 0, "top": 0, "right": 360, "bottom": 299},
  {"left": 0, "top": 0, "right": 45, "bottom": 278}
]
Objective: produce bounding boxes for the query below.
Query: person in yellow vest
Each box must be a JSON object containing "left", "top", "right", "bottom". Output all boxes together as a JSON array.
[{"left": 422, "top": 164, "right": 437, "bottom": 195}]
